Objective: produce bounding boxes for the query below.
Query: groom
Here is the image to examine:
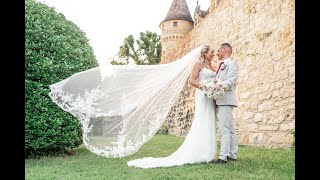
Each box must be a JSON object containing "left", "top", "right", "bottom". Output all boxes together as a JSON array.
[{"left": 215, "top": 43, "right": 239, "bottom": 164}]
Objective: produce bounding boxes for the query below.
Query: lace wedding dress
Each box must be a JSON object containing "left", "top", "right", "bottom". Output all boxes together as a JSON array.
[{"left": 127, "top": 67, "right": 217, "bottom": 168}]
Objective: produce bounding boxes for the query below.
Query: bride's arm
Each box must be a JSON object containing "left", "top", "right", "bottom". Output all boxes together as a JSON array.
[{"left": 189, "top": 61, "right": 203, "bottom": 89}]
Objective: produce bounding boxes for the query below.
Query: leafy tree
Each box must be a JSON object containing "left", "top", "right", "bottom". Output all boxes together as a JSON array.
[
  {"left": 25, "top": 0, "right": 98, "bottom": 158},
  {"left": 111, "top": 31, "right": 161, "bottom": 65},
  {"left": 110, "top": 53, "right": 130, "bottom": 65}
]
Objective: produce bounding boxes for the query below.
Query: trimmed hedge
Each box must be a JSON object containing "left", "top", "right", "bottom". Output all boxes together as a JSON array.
[{"left": 25, "top": 0, "right": 98, "bottom": 158}]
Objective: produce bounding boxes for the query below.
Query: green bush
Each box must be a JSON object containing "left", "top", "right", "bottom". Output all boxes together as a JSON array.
[
  {"left": 156, "top": 122, "right": 169, "bottom": 135},
  {"left": 25, "top": 0, "right": 98, "bottom": 158}
]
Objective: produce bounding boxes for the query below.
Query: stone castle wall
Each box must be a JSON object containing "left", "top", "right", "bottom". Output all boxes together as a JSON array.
[{"left": 164, "top": 0, "right": 295, "bottom": 148}]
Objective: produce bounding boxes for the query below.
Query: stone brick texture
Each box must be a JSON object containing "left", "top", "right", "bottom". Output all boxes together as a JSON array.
[{"left": 161, "top": 0, "right": 295, "bottom": 148}]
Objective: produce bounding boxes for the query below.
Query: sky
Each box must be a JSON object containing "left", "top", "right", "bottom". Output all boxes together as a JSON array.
[{"left": 35, "top": 0, "right": 210, "bottom": 66}]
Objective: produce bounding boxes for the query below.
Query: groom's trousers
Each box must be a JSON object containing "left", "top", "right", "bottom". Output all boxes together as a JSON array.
[{"left": 217, "top": 105, "right": 238, "bottom": 161}]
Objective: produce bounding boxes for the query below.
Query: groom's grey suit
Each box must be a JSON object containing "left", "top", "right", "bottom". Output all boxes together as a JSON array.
[{"left": 216, "top": 58, "right": 239, "bottom": 161}]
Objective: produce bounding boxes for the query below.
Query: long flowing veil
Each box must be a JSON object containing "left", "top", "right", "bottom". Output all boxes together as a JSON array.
[{"left": 48, "top": 45, "right": 203, "bottom": 157}]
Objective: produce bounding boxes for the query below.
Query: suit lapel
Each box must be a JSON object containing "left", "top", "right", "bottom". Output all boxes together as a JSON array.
[{"left": 217, "top": 58, "right": 231, "bottom": 79}]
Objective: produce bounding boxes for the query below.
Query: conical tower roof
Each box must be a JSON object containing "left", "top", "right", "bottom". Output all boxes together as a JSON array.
[{"left": 161, "top": 0, "right": 194, "bottom": 23}]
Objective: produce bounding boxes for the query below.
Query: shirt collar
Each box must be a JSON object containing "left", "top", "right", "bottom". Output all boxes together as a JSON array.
[{"left": 222, "top": 58, "right": 232, "bottom": 64}]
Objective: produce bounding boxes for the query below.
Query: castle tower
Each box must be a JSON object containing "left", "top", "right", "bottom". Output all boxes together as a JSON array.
[
  {"left": 194, "top": 0, "right": 209, "bottom": 26},
  {"left": 159, "top": 0, "right": 194, "bottom": 64}
]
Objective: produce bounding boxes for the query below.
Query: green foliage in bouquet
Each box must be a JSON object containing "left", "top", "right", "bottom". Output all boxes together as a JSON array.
[{"left": 25, "top": 0, "right": 98, "bottom": 158}]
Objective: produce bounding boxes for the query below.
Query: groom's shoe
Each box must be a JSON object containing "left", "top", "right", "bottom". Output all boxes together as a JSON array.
[
  {"left": 227, "top": 156, "right": 237, "bottom": 162},
  {"left": 216, "top": 159, "right": 227, "bottom": 164}
]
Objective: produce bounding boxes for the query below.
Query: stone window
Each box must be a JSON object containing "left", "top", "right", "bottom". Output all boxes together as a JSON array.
[{"left": 173, "top": 22, "right": 178, "bottom": 27}]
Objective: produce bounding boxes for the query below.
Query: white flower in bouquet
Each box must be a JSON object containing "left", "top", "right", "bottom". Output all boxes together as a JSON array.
[
  {"left": 212, "top": 93, "right": 220, "bottom": 99},
  {"left": 207, "top": 81, "right": 214, "bottom": 88},
  {"left": 202, "top": 79, "right": 208, "bottom": 84},
  {"left": 200, "top": 79, "right": 230, "bottom": 100}
]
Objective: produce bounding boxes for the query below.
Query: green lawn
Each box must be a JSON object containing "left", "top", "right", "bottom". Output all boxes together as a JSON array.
[{"left": 25, "top": 134, "right": 295, "bottom": 179}]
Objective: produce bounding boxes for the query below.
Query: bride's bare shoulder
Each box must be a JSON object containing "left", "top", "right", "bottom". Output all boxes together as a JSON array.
[{"left": 193, "top": 60, "right": 202, "bottom": 68}]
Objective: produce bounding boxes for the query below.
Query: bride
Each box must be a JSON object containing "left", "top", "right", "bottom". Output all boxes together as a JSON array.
[
  {"left": 127, "top": 45, "right": 217, "bottom": 168},
  {"left": 49, "top": 45, "right": 217, "bottom": 168}
]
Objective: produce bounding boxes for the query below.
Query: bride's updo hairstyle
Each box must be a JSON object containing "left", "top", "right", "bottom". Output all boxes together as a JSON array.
[{"left": 200, "top": 45, "right": 210, "bottom": 62}]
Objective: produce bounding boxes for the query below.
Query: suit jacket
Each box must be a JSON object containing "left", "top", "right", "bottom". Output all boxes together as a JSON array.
[{"left": 216, "top": 58, "right": 238, "bottom": 107}]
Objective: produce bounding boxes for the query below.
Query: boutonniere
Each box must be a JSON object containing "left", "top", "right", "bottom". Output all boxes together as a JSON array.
[
  {"left": 221, "top": 63, "right": 227, "bottom": 71},
  {"left": 220, "top": 63, "right": 226, "bottom": 70}
]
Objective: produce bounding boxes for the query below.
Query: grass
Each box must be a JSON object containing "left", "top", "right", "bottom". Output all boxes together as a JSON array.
[{"left": 25, "top": 134, "right": 295, "bottom": 179}]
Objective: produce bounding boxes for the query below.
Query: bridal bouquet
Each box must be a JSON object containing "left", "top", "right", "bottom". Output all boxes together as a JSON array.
[{"left": 200, "top": 78, "right": 230, "bottom": 100}]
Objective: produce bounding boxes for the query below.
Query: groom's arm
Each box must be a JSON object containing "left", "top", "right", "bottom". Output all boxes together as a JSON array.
[{"left": 221, "top": 62, "right": 238, "bottom": 88}]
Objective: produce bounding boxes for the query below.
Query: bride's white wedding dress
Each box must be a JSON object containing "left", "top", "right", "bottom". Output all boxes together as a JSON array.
[
  {"left": 49, "top": 46, "right": 214, "bottom": 159},
  {"left": 127, "top": 67, "right": 217, "bottom": 168}
]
